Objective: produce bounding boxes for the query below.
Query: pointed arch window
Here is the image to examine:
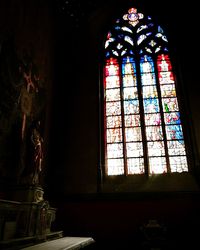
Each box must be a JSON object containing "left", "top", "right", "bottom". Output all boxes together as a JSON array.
[{"left": 103, "top": 7, "right": 189, "bottom": 176}]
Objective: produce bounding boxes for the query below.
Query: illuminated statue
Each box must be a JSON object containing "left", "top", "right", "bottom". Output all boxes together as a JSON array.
[{"left": 30, "top": 120, "right": 43, "bottom": 185}]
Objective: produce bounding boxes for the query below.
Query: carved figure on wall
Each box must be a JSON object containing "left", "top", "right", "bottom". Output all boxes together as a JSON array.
[
  {"left": 19, "top": 57, "right": 39, "bottom": 140},
  {"left": 30, "top": 120, "right": 43, "bottom": 185},
  {"left": 21, "top": 120, "right": 44, "bottom": 185}
]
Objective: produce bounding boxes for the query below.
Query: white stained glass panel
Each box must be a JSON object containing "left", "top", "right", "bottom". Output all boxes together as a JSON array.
[
  {"left": 124, "top": 36, "right": 134, "bottom": 45},
  {"left": 126, "top": 142, "right": 143, "bottom": 157},
  {"left": 137, "top": 25, "right": 148, "bottom": 33},
  {"left": 169, "top": 156, "right": 188, "bottom": 172},
  {"left": 106, "top": 116, "right": 122, "bottom": 128},
  {"left": 107, "top": 158, "right": 124, "bottom": 175},
  {"left": 149, "top": 157, "right": 167, "bottom": 174},
  {"left": 123, "top": 75, "right": 137, "bottom": 87},
  {"left": 106, "top": 88, "right": 121, "bottom": 101},
  {"left": 107, "top": 143, "right": 123, "bottom": 158},
  {"left": 106, "top": 76, "right": 120, "bottom": 88},
  {"left": 142, "top": 85, "right": 158, "bottom": 98},
  {"left": 160, "top": 84, "right": 176, "bottom": 98},
  {"left": 162, "top": 98, "right": 179, "bottom": 112},
  {"left": 123, "top": 87, "right": 138, "bottom": 99},
  {"left": 124, "top": 114, "right": 140, "bottom": 127},
  {"left": 137, "top": 34, "right": 146, "bottom": 45},
  {"left": 141, "top": 73, "right": 156, "bottom": 86},
  {"left": 122, "top": 26, "right": 133, "bottom": 33},
  {"left": 145, "top": 113, "right": 161, "bottom": 126},
  {"left": 145, "top": 126, "right": 163, "bottom": 141},
  {"left": 167, "top": 141, "right": 186, "bottom": 155},
  {"left": 159, "top": 71, "right": 175, "bottom": 84},
  {"left": 107, "top": 128, "right": 123, "bottom": 143},
  {"left": 105, "top": 61, "right": 119, "bottom": 76},
  {"left": 106, "top": 102, "right": 121, "bottom": 116},
  {"left": 127, "top": 158, "right": 145, "bottom": 174},
  {"left": 125, "top": 127, "right": 142, "bottom": 141},
  {"left": 147, "top": 141, "right": 165, "bottom": 156}
]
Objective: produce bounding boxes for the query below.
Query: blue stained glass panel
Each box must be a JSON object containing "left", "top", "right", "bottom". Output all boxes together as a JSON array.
[
  {"left": 143, "top": 98, "right": 160, "bottom": 113},
  {"left": 124, "top": 100, "right": 140, "bottom": 114},
  {"left": 122, "top": 58, "right": 136, "bottom": 74},
  {"left": 114, "top": 26, "right": 121, "bottom": 30},
  {"left": 165, "top": 125, "right": 183, "bottom": 140},
  {"left": 140, "top": 56, "right": 154, "bottom": 73},
  {"left": 164, "top": 112, "right": 181, "bottom": 125},
  {"left": 146, "top": 32, "right": 152, "bottom": 37}
]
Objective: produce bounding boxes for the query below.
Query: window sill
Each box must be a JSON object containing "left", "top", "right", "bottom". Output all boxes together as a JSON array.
[{"left": 100, "top": 172, "right": 200, "bottom": 193}]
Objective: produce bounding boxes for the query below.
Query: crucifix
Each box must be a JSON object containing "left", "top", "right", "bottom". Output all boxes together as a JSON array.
[{"left": 20, "top": 64, "right": 38, "bottom": 140}]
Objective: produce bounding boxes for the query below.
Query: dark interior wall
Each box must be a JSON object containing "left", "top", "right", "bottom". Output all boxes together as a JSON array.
[
  {"left": 52, "top": 193, "right": 200, "bottom": 248},
  {"left": 0, "top": 0, "right": 54, "bottom": 87}
]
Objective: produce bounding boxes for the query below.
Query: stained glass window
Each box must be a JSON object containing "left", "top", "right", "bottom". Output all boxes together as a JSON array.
[{"left": 103, "top": 7, "right": 189, "bottom": 176}]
